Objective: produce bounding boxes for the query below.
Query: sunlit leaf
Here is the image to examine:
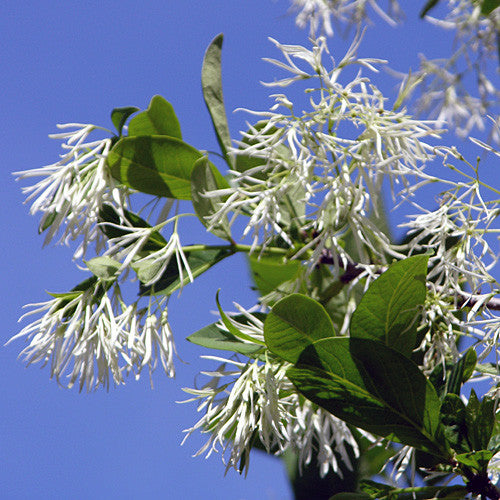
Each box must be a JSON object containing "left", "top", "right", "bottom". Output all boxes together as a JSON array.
[
  {"left": 350, "top": 255, "right": 428, "bottom": 357},
  {"left": 187, "top": 313, "right": 267, "bottom": 356},
  {"left": 128, "top": 95, "right": 182, "bottom": 139},
  {"left": 202, "top": 33, "right": 232, "bottom": 167},
  {"left": 248, "top": 255, "right": 302, "bottom": 298},
  {"left": 107, "top": 135, "right": 228, "bottom": 199},
  {"left": 111, "top": 106, "right": 139, "bottom": 136},
  {"left": 264, "top": 293, "right": 336, "bottom": 364},
  {"left": 85, "top": 256, "right": 121, "bottom": 281}
]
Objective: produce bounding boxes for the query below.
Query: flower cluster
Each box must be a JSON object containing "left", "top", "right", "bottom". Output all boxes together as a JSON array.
[
  {"left": 287, "top": 0, "right": 500, "bottom": 142},
  {"left": 14, "top": 124, "right": 127, "bottom": 260},
  {"left": 208, "top": 33, "right": 439, "bottom": 270},
  {"left": 8, "top": 280, "right": 176, "bottom": 391},
  {"left": 412, "top": 1, "right": 500, "bottom": 140},
  {"left": 289, "top": 0, "right": 403, "bottom": 36},
  {"left": 182, "top": 355, "right": 360, "bottom": 477}
]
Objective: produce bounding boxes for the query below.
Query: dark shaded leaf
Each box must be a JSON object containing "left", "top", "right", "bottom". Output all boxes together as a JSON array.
[
  {"left": 481, "top": 0, "right": 500, "bottom": 15},
  {"left": 287, "top": 337, "right": 445, "bottom": 456},
  {"left": 439, "top": 393, "right": 469, "bottom": 454},
  {"left": 99, "top": 203, "right": 167, "bottom": 252},
  {"left": 111, "top": 106, "right": 139, "bottom": 136},
  {"left": 447, "top": 348, "right": 477, "bottom": 395},
  {"left": 466, "top": 390, "right": 496, "bottom": 452},
  {"left": 420, "top": 0, "right": 441, "bottom": 18},
  {"left": 139, "top": 247, "right": 233, "bottom": 296}
]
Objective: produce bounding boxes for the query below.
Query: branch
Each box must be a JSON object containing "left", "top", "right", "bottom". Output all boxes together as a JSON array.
[{"left": 318, "top": 251, "right": 500, "bottom": 311}]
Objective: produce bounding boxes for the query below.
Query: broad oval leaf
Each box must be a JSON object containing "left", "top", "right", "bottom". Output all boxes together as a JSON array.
[
  {"left": 107, "top": 135, "right": 228, "bottom": 199},
  {"left": 350, "top": 255, "right": 428, "bottom": 357},
  {"left": 287, "top": 337, "right": 446, "bottom": 456},
  {"left": 128, "top": 95, "right": 182, "bottom": 139},
  {"left": 191, "top": 156, "right": 232, "bottom": 240},
  {"left": 202, "top": 33, "right": 232, "bottom": 167},
  {"left": 264, "top": 293, "right": 336, "bottom": 364}
]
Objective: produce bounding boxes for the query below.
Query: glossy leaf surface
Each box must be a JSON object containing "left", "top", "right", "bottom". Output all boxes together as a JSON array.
[
  {"left": 350, "top": 255, "right": 428, "bottom": 357},
  {"left": 108, "top": 135, "right": 227, "bottom": 199},
  {"left": 287, "top": 337, "right": 444, "bottom": 455},
  {"left": 264, "top": 293, "right": 336, "bottom": 364}
]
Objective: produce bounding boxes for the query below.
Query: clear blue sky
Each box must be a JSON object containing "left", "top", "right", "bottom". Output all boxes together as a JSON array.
[{"left": 1, "top": 2, "right": 496, "bottom": 499}]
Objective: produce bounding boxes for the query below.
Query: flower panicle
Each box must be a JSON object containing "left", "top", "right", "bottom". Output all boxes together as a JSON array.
[
  {"left": 14, "top": 123, "right": 127, "bottom": 260},
  {"left": 7, "top": 282, "right": 176, "bottom": 391}
]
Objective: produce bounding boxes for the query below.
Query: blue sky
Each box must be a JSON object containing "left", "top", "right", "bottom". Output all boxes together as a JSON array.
[{"left": 1, "top": 2, "right": 497, "bottom": 499}]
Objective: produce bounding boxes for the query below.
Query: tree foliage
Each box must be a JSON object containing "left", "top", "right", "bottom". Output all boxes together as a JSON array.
[{"left": 9, "top": 1, "right": 500, "bottom": 498}]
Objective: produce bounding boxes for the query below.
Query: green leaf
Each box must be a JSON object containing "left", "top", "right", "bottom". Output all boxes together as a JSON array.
[
  {"left": 287, "top": 337, "right": 445, "bottom": 455},
  {"left": 85, "top": 256, "right": 121, "bottom": 281},
  {"left": 111, "top": 106, "right": 139, "bottom": 136},
  {"left": 107, "top": 135, "right": 228, "bottom": 199},
  {"left": 38, "top": 210, "right": 58, "bottom": 234},
  {"left": 128, "top": 95, "right": 182, "bottom": 139},
  {"left": 187, "top": 313, "right": 267, "bottom": 356},
  {"left": 191, "top": 156, "right": 232, "bottom": 240},
  {"left": 476, "top": 362, "right": 500, "bottom": 376},
  {"left": 481, "top": 0, "right": 500, "bottom": 15},
  {"left": 264, "top": 294, "right": 336, "bottom": 364},
  {"left": 439, "top": 393, "right": 469, "bottom": 454},
  {"left": 359, "top": 480, "right": 468, "bottom": 499},
  {"left": 349, "top": 255, "right": 428, "bottom": 357},
  {"left": 202, "top": 33, "right": 232, "bottom": 167},
  {"left": 329, "top": 494, "right": 372, "bottom": 500},
  {"left": 456, "top": 450, "right": 494, "bottom": 472},
  {"left": 447, "top": 348, "right": 477, "bottom": 395},
  {"left": 466, "top": 390, "right": 496, "bottom": 451},
  {"left": 47, "top": 276, "right": 99, "bottom": 318},
  {"left": 139, "top": 247, "right": 233, "bottom": 296},
  {"left": 99, "top": 203, "right": 167, "bottom": 252},
  {"left": 248, "top": 255, "right": 302, "bottom": 298},
  {"left": 420, "top": 0, "right": 441, "bottom": 18}
]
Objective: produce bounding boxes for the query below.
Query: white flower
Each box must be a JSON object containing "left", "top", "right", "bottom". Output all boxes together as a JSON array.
[
  {"left": 181, "top": 354, "right": 359, "bottom": 477},
  {"left": 103, "top": 216, "right": 193, "bottom": 289},
  {"left": 212, "top": 34, "right": 439, "bottom": 264},
  {"left": 289, "top": 0, "right": 402, "bottom": 36},
  {"left": 14, "top": 123, "right": 126, "bottom": 259},
  {"left": 404, "top": 1, "right": 500, "bottom": 140},
  {"left": 7, "top": 280, "right": 176, "bottom": 391}
]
